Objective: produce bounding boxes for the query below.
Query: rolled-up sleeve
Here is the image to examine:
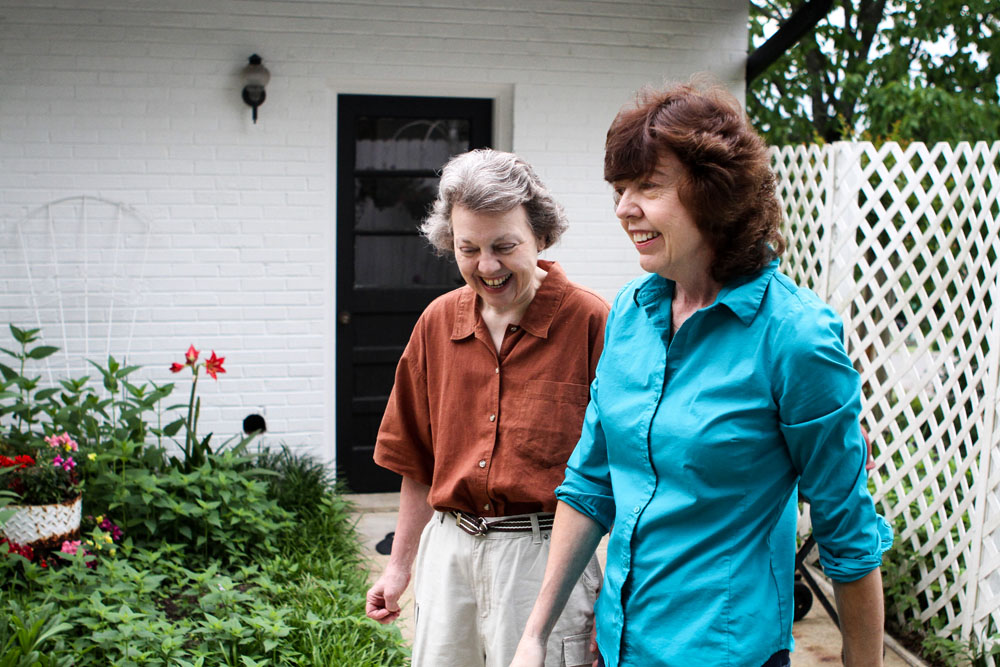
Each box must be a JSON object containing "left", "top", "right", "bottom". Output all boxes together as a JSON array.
[
  {"left": 556, "top": 377, "right": 616, "bottom": 532},
  {"left": 775, "top": 301, "right": 893, "bottom": 582}
]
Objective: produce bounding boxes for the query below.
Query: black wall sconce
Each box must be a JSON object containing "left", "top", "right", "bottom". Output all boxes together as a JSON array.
[{"left": 241, "top": 54, "right": 270, "bottom": 123}]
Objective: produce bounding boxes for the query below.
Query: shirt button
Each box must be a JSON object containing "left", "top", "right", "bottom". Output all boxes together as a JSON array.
[
  {"left": 633, "top": 505, "right": 641, "bottom": 513},
  {"left": 509, "top": 325, "right": 518, "bottom": 332},
  {"left": 478, "top": 459, "right": 486, "bottom": 468},
  {"left": 495, "top": 367, "right": 499, "bottom": 374},
  {"left": 489, "top": 414, "right": 496, "bottom": 422},
  {"left": 483, "top": 503, "right": 490, "bottom": 511}
]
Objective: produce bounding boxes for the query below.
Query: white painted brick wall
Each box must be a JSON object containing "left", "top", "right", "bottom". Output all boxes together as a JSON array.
[{"left": 0, "top": 0, "right": 748, "bottom": 470}]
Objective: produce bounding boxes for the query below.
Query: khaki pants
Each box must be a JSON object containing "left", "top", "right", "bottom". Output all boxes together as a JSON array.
[{"left": 412, "top": 511, "right": 602, "bottom": 667}]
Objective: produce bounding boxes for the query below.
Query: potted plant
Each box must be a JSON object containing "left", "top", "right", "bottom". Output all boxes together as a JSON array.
[{"left": 0, "top": 432, "right": 83, "bottom": 548}]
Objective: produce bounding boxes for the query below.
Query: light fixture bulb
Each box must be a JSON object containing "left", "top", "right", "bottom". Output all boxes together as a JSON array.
[{"left": 241, "top": 54, "right": 270, "bottom": 123}]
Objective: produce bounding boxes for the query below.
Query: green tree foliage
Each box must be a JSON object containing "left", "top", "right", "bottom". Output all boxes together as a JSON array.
[{"left": 748, "top": 0, "right": 1000, "bottom": 144}]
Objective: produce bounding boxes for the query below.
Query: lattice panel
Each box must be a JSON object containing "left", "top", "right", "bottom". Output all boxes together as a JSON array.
[
  {"left": 772, "top": 141, "right": 1000, "bottom": 648},
  {"left": 771, "top": 144, "right": 830, "bottom": 293}
]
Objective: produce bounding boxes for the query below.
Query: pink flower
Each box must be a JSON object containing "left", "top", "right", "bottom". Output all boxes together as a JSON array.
[
  {"left": 53, "top": 455, "right": 64, "bottom": 467},
  {"left": 45, "top": 433, "right": 78, "bottom": 451},
  {"left": 61, "top": 540, "right": 82, "bottom": 555},
  {"left": 62, "top": 457, "right": 76, "bottom": 471}
]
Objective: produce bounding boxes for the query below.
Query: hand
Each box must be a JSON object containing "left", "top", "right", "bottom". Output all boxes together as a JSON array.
[
  {"left": 365, "top": 565, "right": 410, "bottom": 624},
  {"left": 509, "top": 636, "right": 546, "bottom": 667}
]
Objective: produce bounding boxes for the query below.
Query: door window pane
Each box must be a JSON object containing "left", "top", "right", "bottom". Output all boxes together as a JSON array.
[
  {"left": 355, "top": 117, "right": 471, "bottom": 170},
  {"left": 354, "top": 176, "right": 439, "bottom": 233},
  {"left": 354, "top": 236, "right": 461, "bottom": 288}
]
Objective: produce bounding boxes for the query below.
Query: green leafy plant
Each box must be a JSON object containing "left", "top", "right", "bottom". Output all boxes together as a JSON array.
[
  {"left": 922, "top": 616, "right": 1000, "bottom": 667},
  {"left": 0, "top": 325, "right": 60, "bottom": 446},
  {"left": 0, "top": 325, "right": 409, "bottom": 664},
  {"left": 252, "top": 444, "right": 334, "bottom": 515},
  {"left": 124, "top": 448, "right": 294, "bottom": 564},
  {"left": 0, "top": 469, "right": 18, "bottom": 528},
  {"left": 0, "top": 600, "right": 74, "bottom": 667}
]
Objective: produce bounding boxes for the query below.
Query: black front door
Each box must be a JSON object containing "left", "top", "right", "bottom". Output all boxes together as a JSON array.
[{"left": 336, "top": 94, "right": 493, "bottom": 492}]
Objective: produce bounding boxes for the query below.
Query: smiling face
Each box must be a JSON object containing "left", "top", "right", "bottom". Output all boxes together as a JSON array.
[
  {"left": 452, "top": 204, "right": 545, "bottom": 316},
  {"left": 612, "top": 151, "right": 713, "bottom": 281}
]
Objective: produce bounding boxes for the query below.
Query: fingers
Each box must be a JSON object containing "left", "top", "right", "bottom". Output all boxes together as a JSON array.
[
  {"left": 367, "top": 606, "right": 401, "bottom": 624},
  {"left": 366, "top": 584, "right": 403, "bottom": 624}
]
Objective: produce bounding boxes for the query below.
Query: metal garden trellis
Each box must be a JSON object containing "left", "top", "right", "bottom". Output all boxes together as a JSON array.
[
  {"left": 772, "top": 140, "right": 1000, "bottom": 653},
  {"left": 5, "top": 195, "right": 153, "bottom": 384}
]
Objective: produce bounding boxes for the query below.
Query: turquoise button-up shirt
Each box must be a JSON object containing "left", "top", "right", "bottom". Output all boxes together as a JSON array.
[{"left": 556, "top": 260, "right": 892, "bottom": 667}]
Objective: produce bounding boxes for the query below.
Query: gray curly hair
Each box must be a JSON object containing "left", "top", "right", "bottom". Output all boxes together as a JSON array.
[{"left": 420, "top": 149, "right": 569, "bottom": 255}]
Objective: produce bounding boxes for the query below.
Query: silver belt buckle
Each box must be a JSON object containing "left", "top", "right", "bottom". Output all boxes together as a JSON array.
[{"left": 454, "top": 511, "right": 490, "bottom": 536}]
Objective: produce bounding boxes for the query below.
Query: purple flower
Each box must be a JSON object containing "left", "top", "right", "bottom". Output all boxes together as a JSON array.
[{"left": 100, "top": 517, "right": 124, "bottom": 541}]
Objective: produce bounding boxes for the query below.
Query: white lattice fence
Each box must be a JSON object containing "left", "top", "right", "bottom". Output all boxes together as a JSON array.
[{"left": 772, "top": 141, "right": 1000, "bottom": 650}]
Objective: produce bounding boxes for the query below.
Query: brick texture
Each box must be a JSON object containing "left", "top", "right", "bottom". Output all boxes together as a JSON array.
[{"left": 0, "top": 0, "right": 748, "bottom": 469}]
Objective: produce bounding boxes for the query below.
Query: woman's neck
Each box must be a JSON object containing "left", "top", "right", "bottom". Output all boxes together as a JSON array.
[
  {"left": 671, "top": 270, "right": 722, "bottom": 333},
  {"left": 479, "top": 264, "right": 548, "bottom": 350}
]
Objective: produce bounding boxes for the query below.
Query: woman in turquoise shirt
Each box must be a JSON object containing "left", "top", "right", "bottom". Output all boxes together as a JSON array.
[{"left": 511, "top": 82, "right": 893, "bottom": 667}]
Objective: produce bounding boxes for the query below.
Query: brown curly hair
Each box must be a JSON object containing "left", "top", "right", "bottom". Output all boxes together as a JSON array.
[{"left": 604, "top": 81, "right": 785, "bottom": 283}]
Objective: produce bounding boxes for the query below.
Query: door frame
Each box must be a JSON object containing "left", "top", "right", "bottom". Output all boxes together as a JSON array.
[{"left": 330, "top": 85, "right": 510, "bottom": 489}]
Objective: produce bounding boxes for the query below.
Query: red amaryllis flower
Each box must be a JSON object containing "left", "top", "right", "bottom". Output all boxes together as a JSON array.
[
  {"left": 204, "top": 351, "right": 226, "bottom": 380},
  {"left": 185, "top": 345, "right": 200, "bottom": 365},
  {"left": 170, "top": 362, "right": 185, "bottom": 373}
]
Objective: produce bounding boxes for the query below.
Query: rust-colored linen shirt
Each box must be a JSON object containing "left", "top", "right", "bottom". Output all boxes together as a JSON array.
[{"left": 374, "top": 260, "right": 609, "bottom": 516}]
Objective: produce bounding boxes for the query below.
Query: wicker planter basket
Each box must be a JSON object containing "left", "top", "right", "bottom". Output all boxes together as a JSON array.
[{"left": 2, "top": 494, "right": 82, "bottom": 548}]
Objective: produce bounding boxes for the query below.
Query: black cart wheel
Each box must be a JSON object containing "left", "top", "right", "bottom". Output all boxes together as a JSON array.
[{"left": 793, "top": 580, "right": 813, "bottom": 621}]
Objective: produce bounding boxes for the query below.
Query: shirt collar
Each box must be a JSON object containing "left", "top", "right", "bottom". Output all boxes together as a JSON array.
[
  {"left": 452, "top": 259, "right": 568, "bottom": 340},
  {"left": 715, "top": 259, "right": 779, "bottom": 325},
  {"left": 632, "top": 259, "right": 779, "bottom": 327}
]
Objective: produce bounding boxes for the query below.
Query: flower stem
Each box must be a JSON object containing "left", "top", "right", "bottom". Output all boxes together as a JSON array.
[{"left": 185, "top": 370, "right": 199, "bottom": 465}]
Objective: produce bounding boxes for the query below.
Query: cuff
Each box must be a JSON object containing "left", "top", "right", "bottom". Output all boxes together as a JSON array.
[
  {"left": 818, "top": 514, "right": 894, "bottom": 582},
  {"left": 555, "top": 482, "right": 615, "bottom": 533}
]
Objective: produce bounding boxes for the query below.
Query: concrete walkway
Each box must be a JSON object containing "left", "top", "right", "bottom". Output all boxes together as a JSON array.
[{"left": 348, "top": 493, "right": 922, "bottom": 667}]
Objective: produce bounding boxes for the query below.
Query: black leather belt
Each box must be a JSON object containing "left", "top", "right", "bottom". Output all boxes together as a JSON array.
[{"left": 451, "top": 510, "right": 555, "bottom": 537}]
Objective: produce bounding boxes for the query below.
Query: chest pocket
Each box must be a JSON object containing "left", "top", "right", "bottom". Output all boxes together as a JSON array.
[{"left": 508, "top": 380, "right": 591, "bottom": 467}]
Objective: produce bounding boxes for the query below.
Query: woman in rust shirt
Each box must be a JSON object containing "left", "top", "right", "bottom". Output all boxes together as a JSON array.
[{"left": 366, "top": 149, "right": 608, "bottom": 667}]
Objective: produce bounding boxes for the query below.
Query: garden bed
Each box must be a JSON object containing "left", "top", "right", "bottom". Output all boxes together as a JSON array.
[{"left": 0, "top": 325, "right": 408, "bottom": 665}]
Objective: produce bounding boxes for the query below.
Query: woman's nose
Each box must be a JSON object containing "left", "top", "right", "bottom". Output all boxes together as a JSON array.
[
  {"left": 478, "top": 252, "right": 501, "bottom": 273},
  {"left": 615, "top": 190, "right": 640, "bottom": 219}
]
